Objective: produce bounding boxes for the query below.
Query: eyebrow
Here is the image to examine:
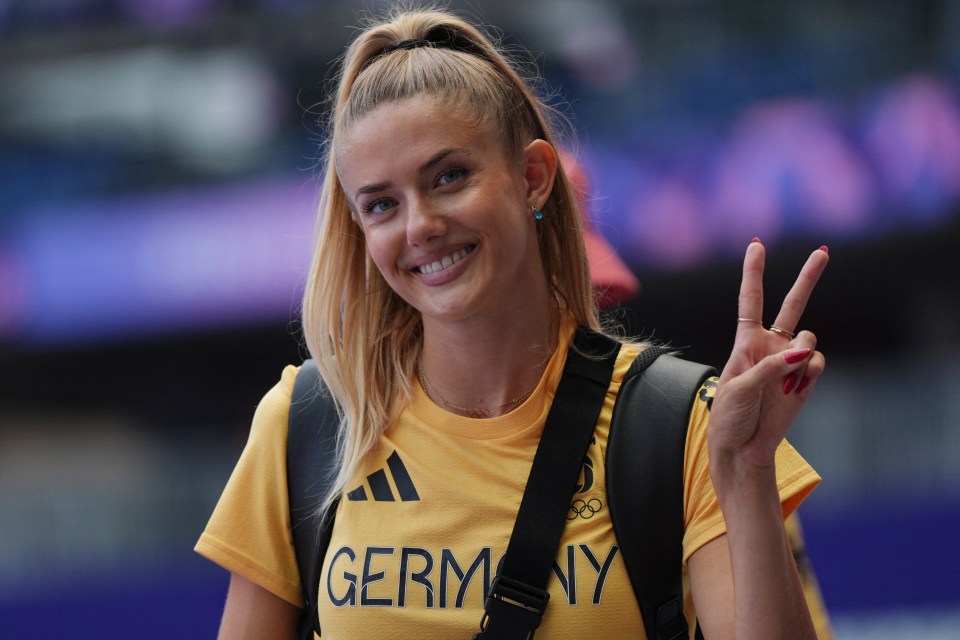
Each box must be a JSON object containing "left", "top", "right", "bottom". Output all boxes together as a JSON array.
[{"left": 353, "top": 148, "right": 466, "bottom": 200}]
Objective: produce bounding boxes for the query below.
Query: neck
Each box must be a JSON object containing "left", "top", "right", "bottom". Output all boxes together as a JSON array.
[{"left": 419, "top": 300, "right": 560, "bottom": 418}]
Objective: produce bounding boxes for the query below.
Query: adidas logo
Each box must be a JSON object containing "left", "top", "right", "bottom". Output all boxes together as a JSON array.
[{"left": 347, "top": 450, "right": 420, "bottom": 502}]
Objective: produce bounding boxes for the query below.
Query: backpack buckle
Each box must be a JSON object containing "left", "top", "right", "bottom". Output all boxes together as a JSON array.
[
  {"left": 655, "top": 596, "right": 690, "bottom": 640},
  {"left": 473, "top": 574, "right": 550, "bottom": 639}
]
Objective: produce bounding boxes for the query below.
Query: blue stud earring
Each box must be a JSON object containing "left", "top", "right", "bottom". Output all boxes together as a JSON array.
[{"left": 531, "top": 205, "right": 544, "bottom": 221}]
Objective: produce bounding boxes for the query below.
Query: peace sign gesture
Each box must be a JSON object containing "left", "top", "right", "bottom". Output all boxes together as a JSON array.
[
  {"left": 692, "top": 239, "right": 829, "bottom": 640},
  {"left": 707, "top": 240, "right": 830, "bottom": 479}
]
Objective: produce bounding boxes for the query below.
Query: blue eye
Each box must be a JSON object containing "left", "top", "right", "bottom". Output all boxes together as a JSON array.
[
  {"left": 362, "top": 198, "right": 395, "bottom": 215},
  {"left": 436, "top": 166, "right": 467, "bottom": 186}
]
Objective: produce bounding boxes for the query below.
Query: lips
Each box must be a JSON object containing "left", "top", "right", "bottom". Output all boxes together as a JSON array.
[{"left": 415, "top": 245, "right": 475, "bottom": 275}]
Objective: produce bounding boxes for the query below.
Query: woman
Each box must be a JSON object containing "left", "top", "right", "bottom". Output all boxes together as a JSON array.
[{"left": 197, "top": 7, "right": 829, "bottom": 639}]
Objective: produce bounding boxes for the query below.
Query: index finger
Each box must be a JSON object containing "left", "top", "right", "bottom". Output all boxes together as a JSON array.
[
  {"left": 737, "top": 239, "right": 766, "bottom": 333},
  {"left": 771, "top": 246, "right": 830, "bottom": 334}
]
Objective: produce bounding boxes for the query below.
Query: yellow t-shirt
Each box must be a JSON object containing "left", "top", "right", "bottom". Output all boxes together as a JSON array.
[{"left": 196, "top": 327, "right": 820, "bottom": 639}]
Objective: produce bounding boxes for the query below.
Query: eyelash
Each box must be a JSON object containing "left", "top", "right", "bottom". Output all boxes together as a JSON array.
[
  {"left": 361, "top": 198, "right": 393, "bottom": 215},
  {"left": 359, "top": 164, "right": 469, "bottom": 215},
  {"left": 436, "top": 165, "right": 468, "bottom": 186}
]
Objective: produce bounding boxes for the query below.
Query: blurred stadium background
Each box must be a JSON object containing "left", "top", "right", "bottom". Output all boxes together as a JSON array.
[{"left": 1, "top": 0, "right": 958, "bottom": 638}]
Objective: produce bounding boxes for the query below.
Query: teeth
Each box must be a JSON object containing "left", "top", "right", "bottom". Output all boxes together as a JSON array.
[{"left": 420, "top": 247, "right": 472, "bottom": 275}]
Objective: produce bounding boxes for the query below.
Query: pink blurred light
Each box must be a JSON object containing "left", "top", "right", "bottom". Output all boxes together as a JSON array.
[
  {"left": 865, "top": 74, "right": 960, "bottom": 209},
  {"left": 711, "top": 98, "right": 877, "bottom": 248},
  {"left": 627, "top": 178, "right": 711, "bottom": 269}
]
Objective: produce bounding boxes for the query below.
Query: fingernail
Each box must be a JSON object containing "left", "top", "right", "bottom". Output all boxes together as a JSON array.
[
  {"left": 795, "top": 376, "right": 811, "bottom": 394},
  {"left": 752, "top": 237, "right": 761, "bottom": 244},
  {"left": 819, "top": 245, "right": 829, "bottom": 253},
  {"left": 784, "top": 347, "right": 812, "bottom": 364},
  {"left": 783, "top": 374, "right": 798, "bottom": 395}
]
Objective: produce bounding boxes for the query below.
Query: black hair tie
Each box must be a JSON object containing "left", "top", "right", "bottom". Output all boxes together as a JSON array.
[
  {"left": 365, "top": 29, "right": 483, "bottom": 70},
  {"left": 394, "top": 39, "right": 432, "bottom": 51}
]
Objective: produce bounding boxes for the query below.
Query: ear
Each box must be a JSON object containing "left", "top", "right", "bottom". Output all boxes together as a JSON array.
[{"left": 523, "top": 139, "right": 558, "bottom": 210}]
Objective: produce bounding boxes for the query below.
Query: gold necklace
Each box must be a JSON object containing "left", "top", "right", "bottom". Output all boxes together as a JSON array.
[{"left": 417, "top": 359, "right": 539, "bottom": 419}]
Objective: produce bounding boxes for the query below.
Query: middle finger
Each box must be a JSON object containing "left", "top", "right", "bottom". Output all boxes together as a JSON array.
[{"left": 771, "top": 246, "right": 829, "bottom": 336}]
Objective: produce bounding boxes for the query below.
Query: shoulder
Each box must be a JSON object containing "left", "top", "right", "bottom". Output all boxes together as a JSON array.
[
  {"left": 608, "top": 342, "right": 717, "bottom": 392},
  {"left": 610, "top": 341, "right": 644, "bottom": 387},
  {"left": 269, "top": 364, "right": 300, "bottom": 402},
  {"left": 246, "top": 365, "right": 301, "bottom": 445}
]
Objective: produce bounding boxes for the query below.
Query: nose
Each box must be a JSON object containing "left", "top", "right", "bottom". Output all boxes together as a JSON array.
[{"left": 405, "top": 198, "right": 447, "bottom": 246}]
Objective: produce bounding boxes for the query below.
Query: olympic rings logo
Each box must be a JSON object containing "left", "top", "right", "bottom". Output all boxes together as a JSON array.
[{"left": 567, "top": 498, "right": 603, "bottom": 520}]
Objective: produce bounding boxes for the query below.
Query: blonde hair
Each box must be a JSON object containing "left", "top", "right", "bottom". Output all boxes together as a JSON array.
[{"left": 301, "top": 6, "right": 601, "bottom": 515}]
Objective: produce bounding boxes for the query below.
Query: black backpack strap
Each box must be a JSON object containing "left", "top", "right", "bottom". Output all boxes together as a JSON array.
[
  {"left": 475, "top": 327, "right": 630, "bottom": 640},
  {"left": 287, "top": 359, "right": 340, "bottom": 640},
  {"left": 606, "top": 351, "right": 717, "bottom": 640}
]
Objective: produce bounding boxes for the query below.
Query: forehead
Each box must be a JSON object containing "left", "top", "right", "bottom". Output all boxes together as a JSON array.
[{"left": 337, "top": 95, "right": 506, "bottom": 170}]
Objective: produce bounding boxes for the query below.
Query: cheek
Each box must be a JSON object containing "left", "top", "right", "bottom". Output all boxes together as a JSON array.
[{"left": 363, "top": 229, "right": 401, "bottom": 279}]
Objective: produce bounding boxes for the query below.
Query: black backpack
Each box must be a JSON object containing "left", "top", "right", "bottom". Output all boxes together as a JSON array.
[{"left": 287, "top": 336, "right": 715, "bottom": 640}]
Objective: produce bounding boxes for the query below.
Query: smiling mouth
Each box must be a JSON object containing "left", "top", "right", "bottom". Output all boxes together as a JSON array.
[{"left": 415, "top": 245, "right": 476, "bottom": 275}]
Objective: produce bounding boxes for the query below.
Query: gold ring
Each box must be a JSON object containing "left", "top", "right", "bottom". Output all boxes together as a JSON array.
[
  {"left": 769, "top": 325, "right": 796, "bottom": 339},
  {"left": 737, "top": 317, "right": 763, "bottom": 324}
]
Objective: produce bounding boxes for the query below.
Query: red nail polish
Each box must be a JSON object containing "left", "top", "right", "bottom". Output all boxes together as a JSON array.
[
  {"left": 783, "top": 374, "right": 798, "bottom": 395},
  {"left": 752, "top": 237, "right": 761, "bottom": 243},
  {"left": 795, "top": 376, "right": 811, "bottom": 394},
  {"left": 819, "top": 245, "right": 829, "bottom": 253},
  {"left": 784, "top": 348, "right": 812, "bottom": 364}
]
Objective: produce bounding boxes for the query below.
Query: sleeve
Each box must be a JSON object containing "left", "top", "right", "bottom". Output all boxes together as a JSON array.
[
  {"left": 194, "top": 365, "right": 304, "bottom": 606},
  {"left": 680, "top": 377, "right": 821, "bottom": 564}
]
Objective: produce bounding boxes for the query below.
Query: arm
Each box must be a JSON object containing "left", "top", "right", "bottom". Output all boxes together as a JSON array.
[
  {"left": 218, "top": 572, "right": 301, "bottom": 640},
  {"left": 689, "top": 240, "right": 828, "bottom": 640},
  {"left": 688, "top": 487, "right": 813, "bottom": 639},
  {"left": 786, "top": 513, "right": 836, "bottom": 640}
]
